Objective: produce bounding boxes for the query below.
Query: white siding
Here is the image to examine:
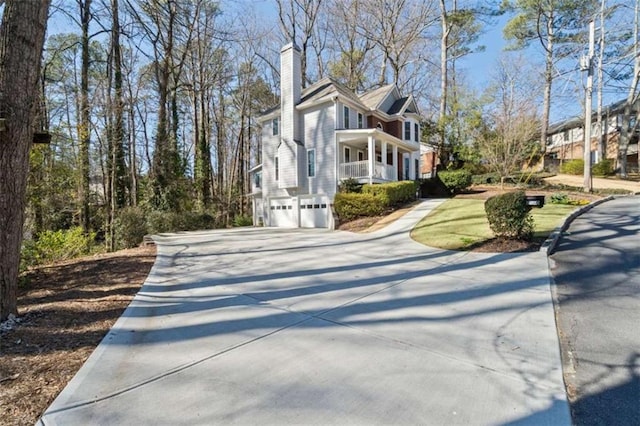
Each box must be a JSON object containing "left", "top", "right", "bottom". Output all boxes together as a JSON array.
[{"left": 302, "top": 102, "right": 337, "bottom": 198}]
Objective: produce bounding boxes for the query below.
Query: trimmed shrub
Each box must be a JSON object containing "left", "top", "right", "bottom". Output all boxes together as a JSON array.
[
  {"left": 438, "top": 170, "right": 472, "bottom": 193},
  {"left": 339, "top": 177, "right": 363, "bottom": 193},
  {"left": 362, "top": 180, "right": 417, "bottom": 207},
  {"left": 592, "top": 159, "right": 614, "bottom": 176},
  {"left": 484, "top": 191, "right": 534, "bottom": 240},
  {"left": 21, "top": 227, "right": 96, "bottom": 269},
  {"left": 334, "top": 192, "right": 386, "bottom": 221},
  {"left": 233, "top": 214, "right": 253, "bottom": 227},
  {"left": 560, "top": 159, "right": 584, "bottom": 175},
  {"left": 417, "top": 177, "right": 450, "bottom": 197},
  {"left": 114, "top": 207, "right": 148, "bottom": 249}
]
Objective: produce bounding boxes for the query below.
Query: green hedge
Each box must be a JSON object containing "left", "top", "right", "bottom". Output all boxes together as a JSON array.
[
  {"left": 362, "top": 180, "right": 417, "bottom": 207},
  {"left": 438, "top": 170, "right": 472, "bottom": 193},
  {"left": 484, "top": 191, "right": 534, "bottom": 240},
  {"left": 334, "top": 192, "right": 386, "bottom": 221},
  {"left": 560, "top": 159, "right": 584, "bottom": 175},
  {"left": 21, "top": 227, "right": 96, "bottom": 270},
  {"left": 114, "top": 207, "right": 148, "bottom": 249},
  {"left": 592, "top": 159, "right": 614, "bottom": 176}
]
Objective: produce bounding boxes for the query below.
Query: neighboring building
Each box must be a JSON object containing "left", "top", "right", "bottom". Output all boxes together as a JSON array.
[
  {"left": 545, "top": 100, "right": 639, "bottom": 172},
  {"left": 250, "top": 43, "right": 421, "bottom": 228},
  {"left": 420, "top": 143, "right": 438, "bottom": 178}
]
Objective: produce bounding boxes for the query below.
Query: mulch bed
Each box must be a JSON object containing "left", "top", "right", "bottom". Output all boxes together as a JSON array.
[{"left": 0, "top": 246, "right": 156, "bottom": 426}]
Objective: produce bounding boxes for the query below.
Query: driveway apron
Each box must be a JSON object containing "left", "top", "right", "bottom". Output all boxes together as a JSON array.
[{"left": 39, "top": 199, "right": 570, "bottom": 425}]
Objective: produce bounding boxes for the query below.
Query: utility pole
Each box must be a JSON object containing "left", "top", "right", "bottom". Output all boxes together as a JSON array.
[{"left": 582, "top": 21, "right": 595, "bottom": 193}]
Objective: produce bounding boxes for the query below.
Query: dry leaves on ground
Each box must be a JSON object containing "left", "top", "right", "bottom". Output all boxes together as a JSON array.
[{"left": 0, "top": 245, "right": 156, "bottom": 426}]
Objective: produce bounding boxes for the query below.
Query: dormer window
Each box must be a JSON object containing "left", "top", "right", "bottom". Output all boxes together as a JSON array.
[
  {"left": 343, "top": 106, "right": 350, "bottom": 129},
  {"left": 272, "top": 118, "right": 279, "bottom": 136}
]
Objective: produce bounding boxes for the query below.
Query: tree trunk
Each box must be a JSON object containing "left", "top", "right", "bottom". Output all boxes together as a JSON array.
[
  {"left": 0, "top": 0, "right": 51, "bottom": 320},
  {"left": 540, "top": 22, "right": 554, "bottom": 156},
  {"left": 78, "top": 0, "right": 92, "bottom": 234},
  {"left": 439, "top": 0, "right": 449, "bottom": 166}
]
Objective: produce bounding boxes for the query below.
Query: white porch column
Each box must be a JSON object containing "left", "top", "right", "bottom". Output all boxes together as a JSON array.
[
  {"left": 392, "top": 145, "right": 398, "bottom": 181},
  {"left": 368, "top": 136, "right": 375, "bottom": 184},
  {"left": 381, "top": 142, "right": 387, "bottom": 165}
]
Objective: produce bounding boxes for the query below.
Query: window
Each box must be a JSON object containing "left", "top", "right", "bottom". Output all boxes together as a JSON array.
[
  {"left": 376, "top": 122, "right": 383, "bottom": 131},
  {"left": 275, "top": 156, "right": 279, "bottom": 181},
  {"left": 404, "top": 157, "right": 410, "bottom": 180},
  {"left": 358, "top": 113, "right": 363, "bottom": 129},
  {"left": 253, "top": 171, "right": 262, "bottom": 188},
  {"left": 272, "top": 118, "right": 279, "bottom": 136},
  {"left": 563, "top": 130, "right": 570, "bottom": 141},
  {"left": 343, "top": 106, "right": 350, "bottom": 128},
  {"left": 414, "top": 123, "right": 419, "bottom": 142},
  {"left": 415, "top": 159, "right": 419, "bottom": 180},
  {"left": 404, "top": 121, "right": 411, "bottom": 140},
  {"left": 307, "top": 149, "right": 316, "bottom": 177},
  {"left": 358, "top": 150, "right": 364, "bottom": 161},
  {"left": 344, "top": 146, "right": 351, "bottom": 163}
]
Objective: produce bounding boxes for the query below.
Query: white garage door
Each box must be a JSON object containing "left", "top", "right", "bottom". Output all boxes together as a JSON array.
[
  {"left": 269, "top": 198, "right": 296, "bottom": 227},
  {"left": 299, "top": 196, "right": 329, "bottom": 228}
]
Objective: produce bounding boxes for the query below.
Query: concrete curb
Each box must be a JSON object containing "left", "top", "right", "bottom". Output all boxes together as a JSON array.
[{"left": 540, "top": 196, "right": 615, "bottom": 256}]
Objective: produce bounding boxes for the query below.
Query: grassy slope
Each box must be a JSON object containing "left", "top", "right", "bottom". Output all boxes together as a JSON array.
[{"left": 411, "top": 199, "right": 576, "bottom": 250}]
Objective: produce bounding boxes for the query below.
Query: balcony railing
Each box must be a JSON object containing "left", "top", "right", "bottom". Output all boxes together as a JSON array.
[{"left": 339, "top": 160, "right": 396, "bottom": 181}]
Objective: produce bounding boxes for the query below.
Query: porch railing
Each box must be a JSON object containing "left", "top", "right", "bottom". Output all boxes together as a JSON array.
[
  {"left": 340, "top": 161, "right": 396, "bottom": 181},
  {"left": 339, "top": 160, "right": 368, "bottom": 179}
]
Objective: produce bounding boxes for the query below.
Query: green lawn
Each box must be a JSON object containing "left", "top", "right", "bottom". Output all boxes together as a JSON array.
[{"left": 410, "top": 199, "right": 577, "bottom": 250}]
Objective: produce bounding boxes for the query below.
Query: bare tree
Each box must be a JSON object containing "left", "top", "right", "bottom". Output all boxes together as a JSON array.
[
  {"left": 356, "top": 0, "right": 438, "bottom": 88},
  {"left": 324, "top": 0, "right": 374, "bottom": 91},
  {"left": 476, "top": 55, "right": 540, "bottom": 188},
  {"left": 275, "top": 0, "right": 323, "bottom": 88},
  {"left": 0, "top": 0, "right": 51, "bottom": 320}
]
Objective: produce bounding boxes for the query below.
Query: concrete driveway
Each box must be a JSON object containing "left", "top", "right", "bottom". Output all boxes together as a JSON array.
[{"left": 40, "top": 200, "right": 570, "bottom": 425}]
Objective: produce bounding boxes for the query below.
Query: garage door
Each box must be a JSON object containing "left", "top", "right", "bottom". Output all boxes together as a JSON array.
[
  {"left": 299, "top": 196, "right": 329, "bottom": 228},
  {"left": 269, "top": 198, "right": 296, "bottom": 227}
]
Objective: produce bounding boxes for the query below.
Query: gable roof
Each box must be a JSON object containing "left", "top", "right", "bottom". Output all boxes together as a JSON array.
[
  {"left": 359, "top": 84, "right": 395, "bottom": 110},
  {"left": 298, "top": 77, "right": 368, "bottom": 110},
  {"left": 387, "top": 97, "right": 409, "bottom": 115}
]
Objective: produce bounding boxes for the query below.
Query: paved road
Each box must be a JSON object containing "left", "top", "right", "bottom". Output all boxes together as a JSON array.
[
  {"left": 550, "top": 196, "right": 640, "bottom": 425},
  {"left": 40, "top": 200, "right": 570, "bottom": 425}
]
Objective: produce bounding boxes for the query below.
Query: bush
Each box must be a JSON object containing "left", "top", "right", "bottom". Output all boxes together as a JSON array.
[
  {"left": 592, "top": 159, "right": 614, "bottom": 176},
  {"left": 113, "top": 207, "right": 148, "bottom": 249},
  {"left": 438, "top": 170, "right": 472, "bottom": 193},
  {"left": 339, "top": 177, "right": 363, "bottom": 193},
  {"left": 21, "top": 226, "right": 96, "bottom": 269},
  {"left": 549, "top": 193, "right": 570, "bottom": 205},
  {"left": 334, "top": 192, "right": 386, "bottom": 221},
  {"left": 146, "top": 209, "right": 219, "bottom": 233},
  {"left": 417, "top": 177, "right": 450, "bottom": 197},
  {"left": 362, "top": 181, "right": 417, "bottom": 207},
  {"left": 560, "top": 159, "right": 584, "bottom": 175},
  {"left": 484, "top": 191, "right": 534, "bottom": 240},
  {"left": 233, "top": 214, "right": 253, "bottom": 227},
  {"left": 472, "top": 173, "right": 500, "bottom": 185}
]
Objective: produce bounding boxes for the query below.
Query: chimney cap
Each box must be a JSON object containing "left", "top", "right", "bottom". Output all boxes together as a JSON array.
[{"left": 281, "top": 42, "right": 301, "bottom": 53}]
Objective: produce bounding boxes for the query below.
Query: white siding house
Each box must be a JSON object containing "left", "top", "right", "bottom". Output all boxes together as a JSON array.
[{"left": 251, "top": 43, "right": 422, "bottom": 228}]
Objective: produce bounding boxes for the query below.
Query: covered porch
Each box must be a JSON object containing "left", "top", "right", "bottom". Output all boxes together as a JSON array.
[{"left": 336, "top": 128, "right": 419, "bottom": 184}]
